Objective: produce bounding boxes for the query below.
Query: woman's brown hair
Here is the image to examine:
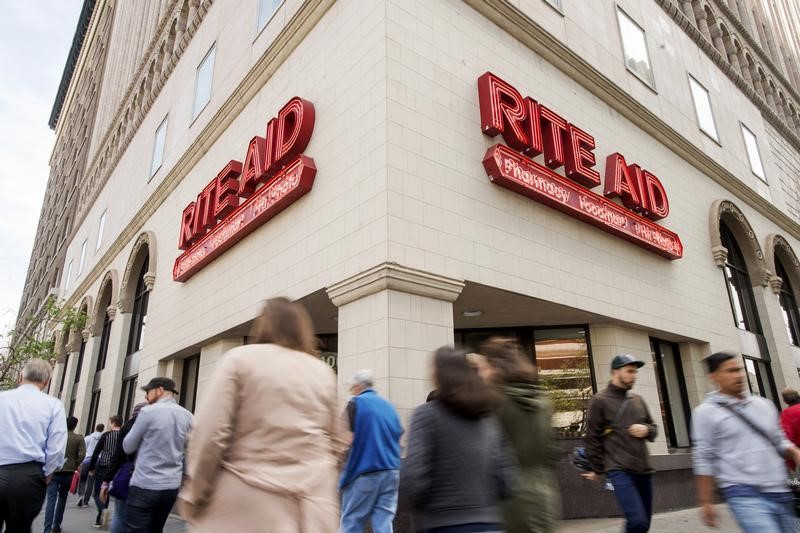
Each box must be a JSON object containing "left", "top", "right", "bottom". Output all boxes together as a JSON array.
[
  {"left": 250, "top": 297, "right": 318, "bottom": 355},
  {"left": 479, "top": 337, "right": 538, "bottom": 385},
  {"left": 434, "top": 346, "right": 499, "bottom": 418}
]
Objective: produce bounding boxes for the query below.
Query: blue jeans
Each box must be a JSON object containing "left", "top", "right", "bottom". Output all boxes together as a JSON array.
[
  {"left": 728, "top": 495, "right": 797, "bottom": 532},
  {"left": 42, "top": 472, "right": 73, "bottom": 532},
  {"left": 110, "top": 496, "right": 127, "bottom": 533},
  {"left": 340, "top": 470, "right": 399, "bottom": 533},
  {"left": 607, "top": 470, "right": 652, "bottom": 533}
]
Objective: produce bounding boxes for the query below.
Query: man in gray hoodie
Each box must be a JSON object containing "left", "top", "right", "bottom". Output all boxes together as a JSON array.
[{"left": 692, "top": 351, "right": 800, "bottom": 532}]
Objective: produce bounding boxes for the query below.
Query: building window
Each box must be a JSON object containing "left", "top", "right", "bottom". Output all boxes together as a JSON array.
[
  {"left": 740, "top": 124, "right": 766, "bottom": 181},
  {"left": 78, "top": 239, "right": 87, "bottom": 275},
  {"left": 650, "top": 339, "right": 690, "bottom": 448},
  {"left": 720, "top": 222, "right": 761, "bottom": 333},
  {"left": 58, "top": 355, "right": 69, "bottom": 398},
  {"left": 616, "top": 8, "right": 655, "bottom": 88},
  {"left": 73, "top": 337, "right": 86, "bottom": 386},
  {"left": 150, "top": 116, "right": 168, "bottom": 177},
  {"left": 119, "top": 375, "right": 138, "bottom": 422},
  {"left": 64, "top": 260, "right": 73, "bottom": 292},
  {"left": 192, "top": 45, "right": 216, "bottom": 119},
  {"left": 318, "top": 334, "right": 338, "bottom": 373},
  {"left": 744, "top": 356, "right": 778, "bottom": 407},
  {"left": 776, "top": 258, "right": 800, "bottom": 346},
  {"left": 257, "top": 0, "right": 283, "bottom": 32},
  {"left": 86, "top": 390, "right": 101, "bottom": 434},
  {"left": 689, "top": 75, "right": 719, "bottom": 141},
  {"left": 180, "top": 355, "right": 200, "bottom": 413},
  {"left": 127, "top": 257, "right": 150, "bottom": 355},
  {"left": 543, "top": 0, "right": 563, "bottom": 12},
  {"left": 96, "top": 210, "right": 106, "bottom": 251},
  {"left": 97, "top": 312, "right": 112, "bottom": 372}
]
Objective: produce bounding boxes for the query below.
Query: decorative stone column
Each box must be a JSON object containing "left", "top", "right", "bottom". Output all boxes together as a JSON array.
[{"left": 327, "top": 262, "right": 464, "bottom": 429}]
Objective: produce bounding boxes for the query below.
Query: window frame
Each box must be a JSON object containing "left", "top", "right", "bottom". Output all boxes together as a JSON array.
[
  {"left": 149, "top": 115, "right": 169, "bottom": 179},
  {"left": 127, "top": 257, "right": 150, "bottom": 356},
  {"left": 256, "top": 0, "right": 285, "bottom": 33},
  {"left": 179, "top": 354, "right": 201, "bottom": 413},
  {"left": 542, "top": 0, "right": 564, "bottom": 14},
  {"left": 119, "top": 375, "right": 138, "bottom": 422},
  {"left": 192, "top": 44, "right": 217, "bottom": 120},
  {"left": 720, "top": 222, "right": 762, "bottom": 334},
  {"left": 78, "top": 239, "right": 87, "bottom": 275},
  {"left": 776, "top": 258, "right": 800, "bottom": 346},
  {"left": 616, "top": 6, "right": 656, "bottom": 89},
  {"left": 64, "top": 260, "right": 73, "bottom": 292},
  {"left": 96, "top": 210, "right": 106, "bottom": 251},
  {"left": 650, "top": 338, "right": 691, "bottom": 448},
  {"left": 688, "top": 74, "right": 720, "bottom": 142},
  {"left": 85, "top": 390, "right": 101, "bottom": 435},
  {"left": 740, "top": 123, "right": 767, "bottom": 182},
  {"left": 96, "top": 309, "right": 113, "bottom": 372}
]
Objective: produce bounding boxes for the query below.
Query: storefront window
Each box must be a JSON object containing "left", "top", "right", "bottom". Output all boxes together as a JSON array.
[
  {"left": 119, "top": 375, "right": 138, "bottom": 422},
  {"left": 180, "top": 355, "right": 200, "bottom": 413},
  {"left": 720, "top": 222, "right": 761, "bottom": 333},
  {"left": 318, "top": 334, "right": 338, "bottom": 373},
  {"left": 744, "top": 356, "right": 778, "bottom": 407},
  {"left": 650, "top": 339, "right": 690, "bottom": 448},
  {"left": 776, "top": 259, "right": 800, "bottom": 346},
  {"left": 533, "top": 327, "right": 594, "bottom": 438}
]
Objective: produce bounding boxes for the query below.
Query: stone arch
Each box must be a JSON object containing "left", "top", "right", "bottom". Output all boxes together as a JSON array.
[
  {"left": 765, "top": 234, "right": 800, "bottom": 296},
  {"left": 91, "top": 269, "right": 119, "bottom": 336},
  {"left": 709, "top": 199, "right": 769, "bottom": 285},
  {"left": 77, "top": 295, "right": 94, "bottom": 337},
  {"left": 119, "top": 231, "right": 157, "bottom": 312}
]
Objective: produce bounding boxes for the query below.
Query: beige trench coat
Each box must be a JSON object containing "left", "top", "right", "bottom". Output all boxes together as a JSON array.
[{"left": 178, "top": 344, "right": 347, "bottom": 533}]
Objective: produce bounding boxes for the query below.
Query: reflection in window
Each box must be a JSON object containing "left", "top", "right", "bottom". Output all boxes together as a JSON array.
[
  {"left": 720, "top": 222, "right": 761, "bottom": 333},
  {"left": 689, "top": 75, "right": 719, "bottom": 141},
  {"left": 257, "top": 0, "right": 283, "bottom": 31},
  {"left": 776, "top": 259, "right": 800, "bottom": 346},
  {"left": 534, "top": 327, "right": 593, "bottom": 438},
  {"left": 741, "top": 124, "right": 766, "bottom": 181},
  {"left": 617, "top": 8, "right": 655, "bottom": 87}
]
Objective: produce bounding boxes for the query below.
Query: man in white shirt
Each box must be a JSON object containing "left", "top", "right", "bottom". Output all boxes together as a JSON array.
[{"left": 0, "top": 359, "right": 67, "bottom": 531}]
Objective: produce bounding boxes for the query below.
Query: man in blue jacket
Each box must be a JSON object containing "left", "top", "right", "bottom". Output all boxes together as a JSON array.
[{"left": 340, "top": 369, "right": 404, "bottom": 533}]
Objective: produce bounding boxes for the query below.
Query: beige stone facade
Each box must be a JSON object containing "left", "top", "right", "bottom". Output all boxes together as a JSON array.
[{"left": 15, "top": 0, "right": 800, "bottom": 517}]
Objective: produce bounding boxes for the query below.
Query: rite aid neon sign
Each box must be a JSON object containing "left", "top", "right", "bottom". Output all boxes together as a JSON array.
[
  {"left": 173, "top": 97, "right": 316, "bottom": 281},
  {"left": 478, "top": 72, "right": 683, "bottom": 259}
]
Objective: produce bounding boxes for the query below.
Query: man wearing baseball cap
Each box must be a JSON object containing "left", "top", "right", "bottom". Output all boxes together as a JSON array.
[
  {"left": 582, "top": 354, "right": 658, "bottom": 533},
  {"left": 122, "top": 377, "right": 193, "bottom": 532}
]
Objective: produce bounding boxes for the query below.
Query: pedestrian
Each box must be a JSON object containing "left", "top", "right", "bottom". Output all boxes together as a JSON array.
[
  {"left": 98, "top": 402, "right": 147, "bottom": 533},
  {"left": 582, "top": 354, "right": 657, "bottom": 533},
  {"left": 178, "top": 297, "right": 347, "bottom": 533},
  {"left": 400, "top": 346, "right": 516, "bottom": 533},
  {"left": 0, "top": 359, "right": 67, "bottom": 533},
  {"left": 78, "top": 424, "right": 104, "bottom": 508},
  {"left": 479, "top": 338, "right": 559, "bottom": 533},
  {"left": 89, "top": 415, "right": 122, "bottom": 528},
  {"left": 780, "top": 388, "right": 800, "bottom": 470},
  {"left": 692, "top": 351, "right": 800, "bottom": 532},
  {"left": 42, "top": 415, "right": 86, "bottom": 533},
  {"left": 121, "top": 378, "right": 192, "bottom": 533},
  {"left": 340, "top": 369, "right": 404, "bottom": 533}
]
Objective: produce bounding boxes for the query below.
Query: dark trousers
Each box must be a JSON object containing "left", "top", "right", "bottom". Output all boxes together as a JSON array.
[
  {"left": 43, "top": 472, "right": 73, "bottom": 532},
  {"left": 123, "top": 486, "right": 179, "bottom": 533},
  {"left": 93, "top": 466, "right": 109, "bottom": 519},
  {"left": 607, "top": 470, "right": 653, "bottom": 533},
  {"left": 78, "top": 461, "right": 94, "bottom": 503},
  {"left": 0, "top": 462, "right": 47, "bottom": 533}
]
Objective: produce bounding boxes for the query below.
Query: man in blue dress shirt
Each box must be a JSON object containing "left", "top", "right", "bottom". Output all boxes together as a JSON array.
[{"left": 0, "top": 358, "right": 67, "bottom": 532}]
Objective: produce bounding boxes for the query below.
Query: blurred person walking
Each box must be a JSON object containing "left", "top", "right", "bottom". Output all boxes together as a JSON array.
[
  {"left": 122, "top": 378, "right": 192, "bottom": 533},
  {"left": 400, "top": 347, "right": 516, "bottom": 533},
  {"left": 340, "top": 369, "right": 403, "bottom": 533},
  {"left": 89, "top": 416, "right": 122, "bottom": 528},
  {"left": 179, "top": 297, "right": 347, "bottom": 533},
  {"left": 0, "top": 359, "right": 67, "bottom": 533},
  {"left": 98, "top": 402, "right": 146, "bottom": 533},
  {"left": 692, "top": 352, "right": 800, "bottom": 532},
  {"left": 478, "top": 338, "right": 558, "bottom": 533},
  {"left": 78, "top": 424, "right": 104, "bottom": 508},
  {"left": 582, "top": 354, "right": 657, "bottom": 533},
  {"left": 42, "top": 416, "right": 85, "bottom": 533}
]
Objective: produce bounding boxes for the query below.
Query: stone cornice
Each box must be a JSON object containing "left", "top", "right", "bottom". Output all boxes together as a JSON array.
[
  {"left": 60, "top": 0, "right": 336, "bottom": 311},
  {"left": 464, "top": 0, "right": 800, "bottom": 239},
  {"left": 326, "top": 263, "right": 465, "bottom": 307}
]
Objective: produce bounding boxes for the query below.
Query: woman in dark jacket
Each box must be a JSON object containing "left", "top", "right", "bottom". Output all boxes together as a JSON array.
[
  {"left": 400, "top": 346, "right": 516, "bottom": 533},
  {"left": 478, "top": 338, "right": 559, "bottom": 533}
]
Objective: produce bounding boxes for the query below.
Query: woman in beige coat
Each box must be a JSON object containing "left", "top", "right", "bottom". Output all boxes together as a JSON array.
[{"left": 178, "top": 297, "right": 347, "bottom": 533}]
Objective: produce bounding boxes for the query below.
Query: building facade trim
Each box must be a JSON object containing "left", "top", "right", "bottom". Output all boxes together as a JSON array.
[
  {"left": 765, "top": 233, "right": 800, "bottom": 295},
  {"left": 709, "top": 199, "right": 769, "bottom": 285},
  {"left": 119, "top": 231, "right": 156, "bottom": 313},
  {"left": 91, "top": 269, "right": 118, "bottom": 335},
  {"left": 326, "top": 262, "right": 466, "bottom": 307}
]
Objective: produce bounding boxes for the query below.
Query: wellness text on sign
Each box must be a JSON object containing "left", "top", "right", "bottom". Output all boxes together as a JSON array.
[{"left": 478, "top": 72, "right": 683, "bottom": 260}]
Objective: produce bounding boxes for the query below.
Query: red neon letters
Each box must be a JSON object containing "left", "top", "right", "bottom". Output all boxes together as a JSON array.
[
  {"left": 478, "top": 72, "right": 681, "bottom": 259},
  {"left": 174, "top": 97, "right": 316, "bottom": 281}
]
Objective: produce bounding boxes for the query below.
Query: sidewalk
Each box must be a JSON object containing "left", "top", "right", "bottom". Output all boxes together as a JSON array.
[
  {"left": 32, "top": 492, "right": 186, "bottom": 533},
  {"left": 556, "top": 504, "right": 740, "bottom": 532}
]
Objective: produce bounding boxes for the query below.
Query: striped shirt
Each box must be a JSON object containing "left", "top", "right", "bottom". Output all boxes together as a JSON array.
[{"left": 90, "top": 429, "right": 120, "bottom": 469}]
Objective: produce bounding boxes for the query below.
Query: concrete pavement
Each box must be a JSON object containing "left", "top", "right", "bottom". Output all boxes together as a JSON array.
[{"left": 556, "top": 503, "right": 742, "bottom": 532}]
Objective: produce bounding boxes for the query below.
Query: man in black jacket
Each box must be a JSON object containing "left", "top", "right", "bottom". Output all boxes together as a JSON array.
[{"left": 582, "top": 354, "right": 658, "bottom": 533}]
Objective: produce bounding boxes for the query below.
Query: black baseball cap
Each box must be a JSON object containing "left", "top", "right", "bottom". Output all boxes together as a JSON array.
[
  {"left": 141, "top": 377, "right": 179, "bottom": 395},
  {"left": 611, "top": 354, "right": 645, "bottom": 370}
]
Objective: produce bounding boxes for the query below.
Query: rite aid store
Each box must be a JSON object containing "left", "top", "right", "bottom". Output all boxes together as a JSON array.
[{"left": 55, "top": 0, "right": 800, "bottom": 518}]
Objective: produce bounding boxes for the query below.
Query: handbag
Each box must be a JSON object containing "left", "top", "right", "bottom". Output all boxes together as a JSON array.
[
  {"left": 572, "top": 397, "right": 631, "bottom": 471},
  {"left": 69, "top": 469, "right": 80, "bottom": 494},
  {"left": 108, "top": 461, "right": 134, "bottom": 500}
]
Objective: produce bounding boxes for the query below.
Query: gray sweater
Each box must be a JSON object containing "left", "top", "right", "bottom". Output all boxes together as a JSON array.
[
  {"left": 399, "top": 401, "right": 516, "bottom": 530},
  {"left": 691, "top": 391, "right": 791, "bottom": 493}
]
